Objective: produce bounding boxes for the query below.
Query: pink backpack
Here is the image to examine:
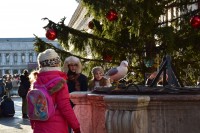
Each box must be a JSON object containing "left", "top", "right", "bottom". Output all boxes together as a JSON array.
[{"left": 27, "top": 77, "right": 62, "bottom": 121}]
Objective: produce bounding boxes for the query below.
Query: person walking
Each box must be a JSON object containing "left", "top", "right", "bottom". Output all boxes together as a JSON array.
[
  {"left": 29, "top": 49, "right": 80, "bottom": 133},
  {"left": 19, "top": 69, "right": 30, "bottom": 119}
]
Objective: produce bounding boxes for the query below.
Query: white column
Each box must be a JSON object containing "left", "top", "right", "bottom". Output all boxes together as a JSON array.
[
  {"left": 33, "top": 52, "right": 37, "bottom": 62},
  {"left": 2, "top": 69, "right": 5, "bottom": 76},
  {"left": 10, "top": 69, "right": 13, "bottom": 75},
  {"left": 26, "top": 52, "right": 29, "bottom": 63},
  {"left": 2, "top": 53, "right": 5, "bottom": 65},
  {"left": 10, "top": 53, "right": 14, "bottom": 65},
  {"left": 18, "top": 69, "right": 21, "bottom": 74}
]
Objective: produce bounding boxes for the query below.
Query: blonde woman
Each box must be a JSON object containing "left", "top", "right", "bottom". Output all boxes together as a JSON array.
[
  {"left": 63, "top": 56, "right": 87, "bottom": 133},
  {"left": 63, "top": 56, "right": 88, "bottom": 93},
  {"left": 88, "top": 66, "right": 111, "bottom": 91}
]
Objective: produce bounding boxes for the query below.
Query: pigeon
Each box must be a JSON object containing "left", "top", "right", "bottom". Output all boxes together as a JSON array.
[{"left": 104, "top": 60, "right": 129, "bottom": 82}]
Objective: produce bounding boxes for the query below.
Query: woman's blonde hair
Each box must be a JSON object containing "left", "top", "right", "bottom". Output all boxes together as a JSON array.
[
  {"left": 91, "top": 66, "right": 104, "bottom": 75},
  {"left": 29, "top": 70, "right": 39, "bottom": 83},
  {"left": 62, "top": 56, "right": 82, "bottom": 74}
]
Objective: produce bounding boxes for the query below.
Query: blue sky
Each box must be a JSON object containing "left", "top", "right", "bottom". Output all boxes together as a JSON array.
[{"left": 0, "top": 0, "right": 78, "bottom": 38}]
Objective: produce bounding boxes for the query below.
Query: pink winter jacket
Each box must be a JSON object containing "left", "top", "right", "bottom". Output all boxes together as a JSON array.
[{"left": 30, "top": 70, "right": 80, "bottom": 133}]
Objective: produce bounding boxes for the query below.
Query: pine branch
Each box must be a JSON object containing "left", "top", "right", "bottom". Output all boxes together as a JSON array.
[
  {"left": 42, "top": 18, "right": 118, "bottom": 47},
  {"left": 34, "top": 35, "right": 118, "bottom": 64}
]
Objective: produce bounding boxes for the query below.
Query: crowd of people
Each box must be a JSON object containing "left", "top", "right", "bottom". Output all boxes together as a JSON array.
[
  {"left": 0, "top": 74, "right": 21, "bottom": 118},
  {"left": 0, "top": 74, "right": 21, "bottom": 98}
]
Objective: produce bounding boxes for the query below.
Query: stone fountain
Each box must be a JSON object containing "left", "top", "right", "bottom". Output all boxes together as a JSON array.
[{"left": 70, "top": 55, "right": 200, "bottom": 133}]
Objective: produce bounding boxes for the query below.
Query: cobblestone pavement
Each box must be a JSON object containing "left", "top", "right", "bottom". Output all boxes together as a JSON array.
[{"left": 0, "top": 96, "right": 32, "bottom": 133}]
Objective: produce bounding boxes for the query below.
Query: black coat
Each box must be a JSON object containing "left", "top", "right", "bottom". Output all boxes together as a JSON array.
[
  {"left": 67, "top": 71, "right": 88, "bottom": 93},
  {"left": 19, "top": 74, "right": 30, "bottom": 97}
]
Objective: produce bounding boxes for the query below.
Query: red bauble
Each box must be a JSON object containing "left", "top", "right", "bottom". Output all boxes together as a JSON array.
[
  {"left": 190, "top": 15, "right": 200, "bottom": 29},
  {"left": 103, "top": 55, "right": 113, "bottom": 62},
  {"left": 46, "top": 29, "right": 57, "bottom": 40},
  {"left": 88, "top": 21, "right": 94, "bottom": 29},
  {"left": 106, "top": 9, "right": 118, "bottom": 21}
]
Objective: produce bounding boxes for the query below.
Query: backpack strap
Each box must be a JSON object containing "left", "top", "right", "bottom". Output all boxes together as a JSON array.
[
  {"left": 44, "top": 77, "right": 65, "bottom": 95},
  {"left": 34, "top": 77, "right": 65, "bottom": 95},
  {"left": 48, "top": 79, "right": 65, "bottom": 95},
  {"left": 45, "top": 77, "right": 64, "bottom": 87}
]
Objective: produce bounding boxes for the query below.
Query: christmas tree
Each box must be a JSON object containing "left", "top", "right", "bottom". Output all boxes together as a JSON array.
[{"left": 34, "top": 0, "right": 200, "bottom": 85}]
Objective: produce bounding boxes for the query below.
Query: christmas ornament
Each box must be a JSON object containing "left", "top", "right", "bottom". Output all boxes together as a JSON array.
[
  {"left": 88, "top": 21, "right": 94, "bottom": 29},
  {"left": 103, "top": 55, "right": 113, "bottom": 62},
  {"left": 106, "top": 9, "right": 118, "bottom": 21},
  {"left": 46, "top": 29, "right": 57, "bottom": 40},
  {"left": 190, "top": 15, "right": 200, "bottom": 29}
]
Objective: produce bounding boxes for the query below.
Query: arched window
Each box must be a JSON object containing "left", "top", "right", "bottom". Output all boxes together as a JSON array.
[
  {"left": 21, "top": 53, "right": 25, "bottom": 63},
  {"left": 5, "top": 69, "right": 10, "bottom": 74},
  {"left": 13, "top": 69, "right": 18, "bottom": 74},
  {"left": 29, "top": 53, "right": 33, "bottom": 62},
  {"left": 14, "top": 53, "right": 17, "bottom": 64}
]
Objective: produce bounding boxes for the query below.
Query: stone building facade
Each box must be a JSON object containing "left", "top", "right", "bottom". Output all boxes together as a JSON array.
[{"left": 0, "top": 38, "right": 59, "bottom": 77}]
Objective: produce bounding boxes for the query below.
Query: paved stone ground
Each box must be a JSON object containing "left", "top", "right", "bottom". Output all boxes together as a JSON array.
[{"left": 0, "top": 96, "right": 32, "bottom": 133}]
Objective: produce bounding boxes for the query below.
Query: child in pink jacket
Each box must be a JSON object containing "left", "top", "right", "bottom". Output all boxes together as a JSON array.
[{"left": 28, "top": 49, "right": 81, "bottom": 133}]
